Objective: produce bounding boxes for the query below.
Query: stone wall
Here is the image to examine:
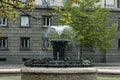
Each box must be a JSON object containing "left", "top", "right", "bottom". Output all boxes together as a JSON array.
[
  {"left": 0, "top": 8, "right": 56, "bottom": 64},
  {"left": 0, "top": 7, "right": 120, "bottom": 64},
  {"left": 21, "top": 67, "right": 97, "bottom": 80}
]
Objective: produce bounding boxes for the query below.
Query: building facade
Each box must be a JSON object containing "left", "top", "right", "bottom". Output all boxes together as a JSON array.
[
  {"left": 0, "top": 0, "right": 120, "bottom": 64},
  {"left": 0, "top": 0, "right": 62, "bottom": 64}
]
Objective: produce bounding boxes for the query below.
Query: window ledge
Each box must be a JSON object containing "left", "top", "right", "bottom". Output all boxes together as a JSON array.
[
  {"left": 42, "top": 26, "right": 50, "bottom": 29},
  {"left": 20, "top": 26, "right": 31, "bottom": 28},
  {"left": 0, "top": 48, "right": 9, "bottom": 51},
  {"left": 0, "top": 26, "right": 8, "bottom": 27},
  {"left": 20, "top": 48, "right": 31, "bottom": 51}
]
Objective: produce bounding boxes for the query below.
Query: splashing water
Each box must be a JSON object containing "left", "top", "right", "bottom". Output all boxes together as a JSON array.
[{"left": 50, "top": 25, "right": 70, "bottom": 39}]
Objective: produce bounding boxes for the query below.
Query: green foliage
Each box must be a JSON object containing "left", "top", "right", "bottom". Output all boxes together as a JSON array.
[
  {"left": 61, "top": 0, "right": 117, "bottom": 52},
  {"left": 0, "top": 0, "right": 35, "bottom": 23}
]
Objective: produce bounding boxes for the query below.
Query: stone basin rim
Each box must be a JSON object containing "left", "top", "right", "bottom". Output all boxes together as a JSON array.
[{"left": 21, "top": 67, "right": 97, "bottom": 74}]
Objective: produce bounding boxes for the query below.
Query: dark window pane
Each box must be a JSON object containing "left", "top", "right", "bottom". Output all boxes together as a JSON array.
[
  {"left": 3, "top": 18, "right": 6, "bottom": 24},
  {"left": 21, "top": 39, "right": 24, "bottom": 48},
  {"left": 0, "top": 40, "right": 2, "bottom": 48},
  {"left": 0, "top": 19, "right": 1, "bottom": 24},
  {"left": 3, "top": 39, "right": 5, "bottom": 48},
  {"left": 118, "top": 0, "right": 120, "bottom": 8},
  {"left": 21, "top": 37, "right": 30, "bottom": 49},
  {"left": 43, "top": 18, "right": 46, "bottom": 25},
  {"left": 0, "top": 58, "right": 7, "bottom": 61},
  {"left": 0, "top": 37, "right": 7, "bottom": 49},
  {"left": 25, "top": 39, "right": 28, "bottom": 48},
  {"left": 118, "top": 18, "right": 120, "bottom": 30},
  {"left": 43, "top": 16, "right": 51, "bottom": 27},
  {"left": 47, "top": 18, "right": 49, "bottom": 26},
  {"left": 118, "top": 39, "right": 120, "bottom": 48}
]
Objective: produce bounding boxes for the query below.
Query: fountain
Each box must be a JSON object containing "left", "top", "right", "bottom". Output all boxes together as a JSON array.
[
  {"left": 50, "top": 25, "right": 70, "bottom": 60},
  {"left": 24, "top": 25, "right": 93, "bottom": 67},
  {"left": 50, "top": 25, "right": 70, "bottom": 39},
  {"left": 50, "top": 39, "right": 69, "bottom": 60},
  {"left": 22, "top": 25, "right": 97, "bottom": 80}
]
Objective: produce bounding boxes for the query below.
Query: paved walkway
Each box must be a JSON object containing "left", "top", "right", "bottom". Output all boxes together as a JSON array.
[
  {"left": 0, "top": 64, "right": 120, "bottom": 69},
  {"left": 0, "top": 64, "right": 24, "bottom": 69},
  {"left": 0, "top": 64, "right": 23, "bottom": 73},
  {"left": 0, "top": 64, "right": 120, "bottom": 75}
]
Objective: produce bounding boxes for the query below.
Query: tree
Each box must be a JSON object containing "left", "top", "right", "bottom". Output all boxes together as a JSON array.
[
  {"left": 0, "top": 0, "right": 35, "bottom": 37},
  {"left": 0, "top": 0, "right": 35, "bottom": 22},
  {"left": 58, "top": 0, "right": 117, "bottom": 59}
]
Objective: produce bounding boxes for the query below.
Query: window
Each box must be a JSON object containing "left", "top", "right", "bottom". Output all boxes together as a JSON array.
[
  {"left": 22, "top": 58, "right": 28, "bottom": 61},
  {"left": 106, "top": 0, "right": 114, "bottom": 5},
  {"left": 42, "top": 0, "right": 50, "bottom": 6},
  {"left": 0, "top": 18, "right": 7, "bottom": 26},
  {"left": 0, "top": 37, "right": 8, "bottom": 49},
  {"left": 0, "top": 58, "right": 7, "bottom": 61},
  {"left": 63, "top": 0, "right": 67, "bottom": 5},
  {"left": 20, "top": 16, "right": 29, "bottom": 27},
  {"left": 118, "top": 0, "right": 120, "bottom": 8},
  {"left": 21, "top": 0, "right": 26, "bottom": 2},
  {"left": 118, "top": 39, "right": 120, "bottom": 49},
  {"left": 43, "top": 16, "right": 51, "bottom": 27},
  {"left": 21, "top": 37, "right": 30, "bottom": 49}
]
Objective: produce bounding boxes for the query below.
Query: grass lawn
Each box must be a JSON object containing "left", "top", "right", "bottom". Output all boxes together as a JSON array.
[
  {"left": 98, "top": 76, "right": 120, "bottom": 80},
  {"left": 0, "top": 75, "right": 21, "bottom": 80}
]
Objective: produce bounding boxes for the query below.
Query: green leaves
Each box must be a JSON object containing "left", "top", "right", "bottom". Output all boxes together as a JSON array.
[
  {"left": 0, "top": 0, "right": 35, "bottom": 21},
  {"left": 61, "top": 0, "right": 117, "bottom": 52}
]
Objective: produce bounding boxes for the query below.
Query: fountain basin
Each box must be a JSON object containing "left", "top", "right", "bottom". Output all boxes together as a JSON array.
[{"left": 21, "top": 67, "right": 97, "bottom": 80}]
